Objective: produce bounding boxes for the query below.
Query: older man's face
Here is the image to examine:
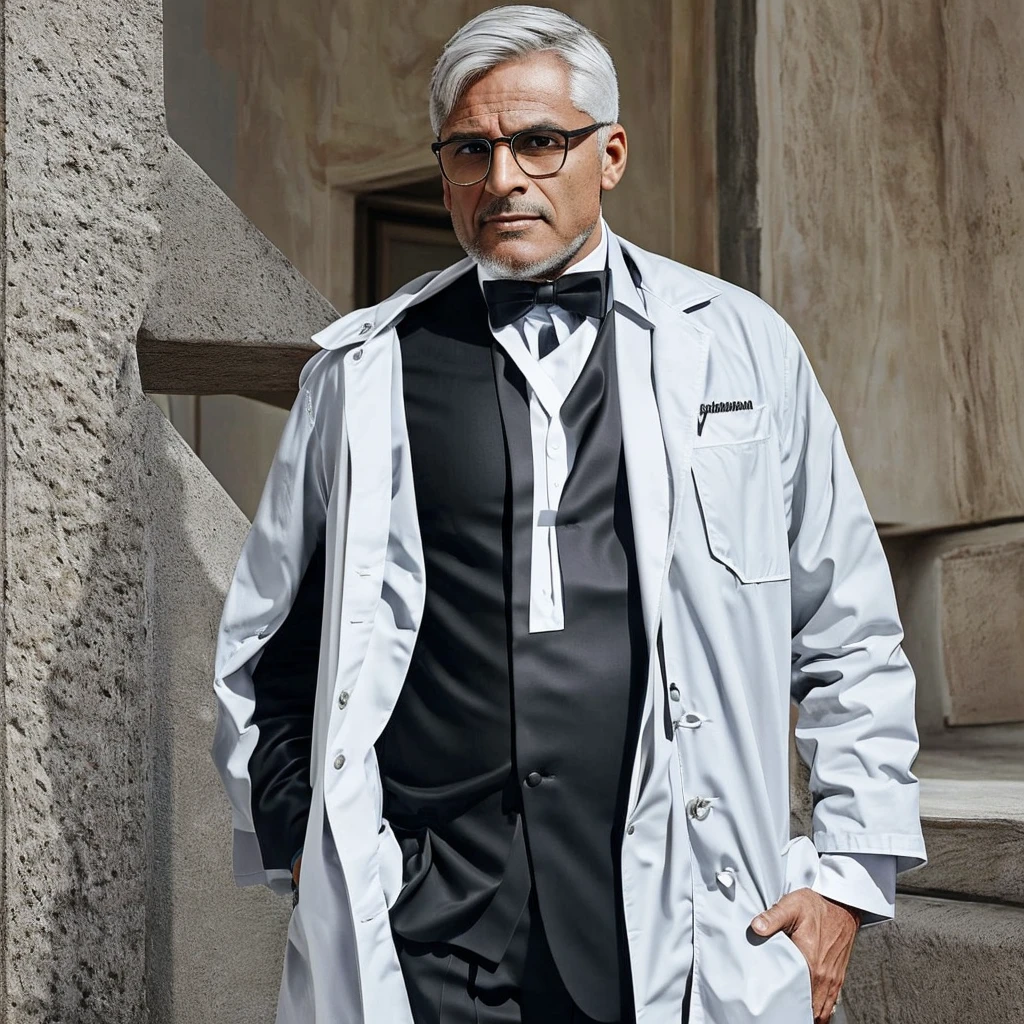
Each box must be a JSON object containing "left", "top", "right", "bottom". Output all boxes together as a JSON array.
[{"left": 438, "top": 50, "right": 626, "bottom": 280}]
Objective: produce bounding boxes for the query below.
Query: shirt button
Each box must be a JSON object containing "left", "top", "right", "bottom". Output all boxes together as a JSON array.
[
  {"left": 548, "top": 437, "right": 561, "bottom": 452},
  {"left": 525, "top": 772, "right": 543, "bottom": 787},
  {"left": 337, "top": 691, "right": 349, "bottom": 709},
  {"left": 333, "top": 753, "right": 346, "bottom": 770},
  {"left": 669, "top": 684, "right": 681, "bottom": 702}
]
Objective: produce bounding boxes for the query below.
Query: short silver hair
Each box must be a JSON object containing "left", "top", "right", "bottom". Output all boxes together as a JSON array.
[{"left": 429, "top": 5, "right": 619, "bottom": 151}]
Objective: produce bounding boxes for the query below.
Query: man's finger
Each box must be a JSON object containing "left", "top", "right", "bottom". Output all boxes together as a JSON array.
[{"left": 750, "top": 892, "right": 802, "bottom": 936}]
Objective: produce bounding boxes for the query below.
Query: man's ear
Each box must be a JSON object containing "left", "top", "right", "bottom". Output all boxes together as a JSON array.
[
  {"left": 600, "top": 123, "right": 627, "bottom": 192},
  {"left": 442, "top": 176, "right": 452, "bottom": 212}
]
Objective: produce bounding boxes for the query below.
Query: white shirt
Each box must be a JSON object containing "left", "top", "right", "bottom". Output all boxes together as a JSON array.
[
  {"left": 477, "top": 217, "right": 611, "bottom": 633},
  {"left": 475, "top": 216, "right": 897, "bottom": 922}
]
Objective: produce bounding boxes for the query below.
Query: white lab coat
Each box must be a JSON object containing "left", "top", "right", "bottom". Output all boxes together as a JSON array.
[{"left": 211, "top": 227, "right": 927, "bottom": 1024}]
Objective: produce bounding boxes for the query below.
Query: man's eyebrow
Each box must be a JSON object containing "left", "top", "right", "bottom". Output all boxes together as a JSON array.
[{"left": 439, "top": 122, "right": 566, "bottom": 142}]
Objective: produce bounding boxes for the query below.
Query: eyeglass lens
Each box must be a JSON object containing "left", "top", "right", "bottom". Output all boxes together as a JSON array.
[{"left": 439, "top": 130, "right": 567, "bottom": 185}]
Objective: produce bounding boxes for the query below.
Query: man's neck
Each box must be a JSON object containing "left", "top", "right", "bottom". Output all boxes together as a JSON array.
[{"left": 553, "top": 218, "right": 605, "bottom": 278}]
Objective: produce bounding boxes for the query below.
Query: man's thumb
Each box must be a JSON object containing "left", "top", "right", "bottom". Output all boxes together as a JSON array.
[{"left": 751, "top": 898, "right": 796, "bottom": 936}]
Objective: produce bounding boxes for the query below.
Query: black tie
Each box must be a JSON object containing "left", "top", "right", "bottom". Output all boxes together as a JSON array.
[
  {"left": 537, "top": 320, "right": 559, "bottom": 359},
  {"left": 482, "top": 267, "right": 609, "bottom": 330}
]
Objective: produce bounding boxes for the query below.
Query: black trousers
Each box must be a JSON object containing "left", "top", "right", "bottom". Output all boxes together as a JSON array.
[{"left": 393, "top": 886, "right": 636, "bottom": 1024}]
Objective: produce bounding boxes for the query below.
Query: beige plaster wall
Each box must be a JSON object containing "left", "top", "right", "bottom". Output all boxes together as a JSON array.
[
  {"left": 197, "top": 396, "right": 289, "bottom": 521},
  {"left": 756, "top": 1, "right": 1024, "bottom": 531}
]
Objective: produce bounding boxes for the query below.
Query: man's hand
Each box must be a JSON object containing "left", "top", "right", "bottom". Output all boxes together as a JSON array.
[{"left": 750, "top": 888, "right": 860, "bottom": 1023}]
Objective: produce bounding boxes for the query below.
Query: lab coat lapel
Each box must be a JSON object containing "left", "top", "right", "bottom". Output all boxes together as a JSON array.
[
  {"left": 607, "top": 235, "right": 670, "bottom": 649},
  {"left": 649, "top": 295, "right": 711, "bottom": 577},
  {"left": 613, "top": 236, "right": 717, "bottom": 578}
]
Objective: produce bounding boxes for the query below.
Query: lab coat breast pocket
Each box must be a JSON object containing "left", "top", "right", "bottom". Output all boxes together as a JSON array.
[{"left": 691, "top": 405, "right": 790, "bottom": 584}]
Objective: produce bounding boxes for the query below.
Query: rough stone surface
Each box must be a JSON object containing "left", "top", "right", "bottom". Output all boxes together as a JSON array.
[
  {"left": 843, "top": 895, "right": 1024, "bottom": 1022},
  {"left": 2, "top": 0, "right": 166, "bottom": 1018},
  {"left": 138, "top": 141, "right": 335, "bottom": 394},
  {"left": 3, "top": 3, "right": 298, "bottom": 1020},
  {"left": 142, "top": 402, "right": 289, "bottom": 1024}
]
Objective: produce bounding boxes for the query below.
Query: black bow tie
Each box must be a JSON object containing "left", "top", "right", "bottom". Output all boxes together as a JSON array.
[{"left": 482, "top": 267, "right": 609, "bottom": 329}]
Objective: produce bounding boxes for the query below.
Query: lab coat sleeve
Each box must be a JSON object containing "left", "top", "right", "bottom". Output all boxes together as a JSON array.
[
  {"left": 210, "top": 349, "right": 335, "bottom": 896},
  {"left": 814, "top": 852, "right": 896, "bottom": 928},
  {"left": 779, "top": 321, "right": 928, "bottom": 880}
]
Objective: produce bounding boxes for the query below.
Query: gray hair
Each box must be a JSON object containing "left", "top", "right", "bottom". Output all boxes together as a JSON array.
[{"left": 429, "top": 6, "right": 619, "bottom": 151}]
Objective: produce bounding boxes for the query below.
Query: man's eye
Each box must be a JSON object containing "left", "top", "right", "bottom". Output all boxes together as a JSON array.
[
  {"left": 454, "top": 140, "right": 489, "bottom": 156},
  {"left": 520, "top": 133, "right": 559, "bottom": 150}
]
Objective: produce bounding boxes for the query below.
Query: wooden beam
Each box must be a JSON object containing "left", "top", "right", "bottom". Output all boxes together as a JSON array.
[{"left": 137, "top": 336, "right": 317, "bottom": 394}]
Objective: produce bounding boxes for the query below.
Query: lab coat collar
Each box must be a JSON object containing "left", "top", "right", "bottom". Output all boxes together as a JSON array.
[{"left": 309, "top": 222, "right": 723, "bottom": 353}]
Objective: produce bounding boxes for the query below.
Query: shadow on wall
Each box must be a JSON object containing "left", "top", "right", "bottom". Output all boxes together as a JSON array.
[{"left": 42, "top": 368, "right": 290, "bottom": 1023}]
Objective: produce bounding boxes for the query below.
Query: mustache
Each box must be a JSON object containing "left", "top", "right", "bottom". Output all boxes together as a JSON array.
[{"left": 478, "top": 202, "right": 549, "bottom": 224}]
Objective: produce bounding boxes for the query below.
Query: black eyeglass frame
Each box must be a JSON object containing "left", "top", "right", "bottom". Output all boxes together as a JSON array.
[{"left": 431, "top": 121, "right": 615, "bottom": 186}]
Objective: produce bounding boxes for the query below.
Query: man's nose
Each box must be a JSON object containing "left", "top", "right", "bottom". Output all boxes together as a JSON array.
[{"left": 485, "top": 140, "right": 529, "bottom": 195}]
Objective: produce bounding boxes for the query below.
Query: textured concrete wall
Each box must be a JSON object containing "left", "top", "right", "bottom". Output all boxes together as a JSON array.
[
  {"left": 2, "top": 0, "right": 164, "bottom": 1017},
  {"left": 756, "top": 0, "right": 1024, "bottom": 531},
  {"left": 2, "top": 1, "right": 301, "bottom": 1019},
  {"left": 143, "top": 404, "right": 289, "bottom": 1024}
]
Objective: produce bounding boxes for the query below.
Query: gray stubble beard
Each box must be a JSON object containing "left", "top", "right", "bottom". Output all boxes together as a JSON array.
[{"left": 456, "top": 216, "right": 599, "bottom": 281}]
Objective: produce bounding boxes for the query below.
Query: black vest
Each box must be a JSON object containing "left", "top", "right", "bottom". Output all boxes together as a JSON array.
[{"left": 378, "top": 267, "right": 648, "bottom": 1022}]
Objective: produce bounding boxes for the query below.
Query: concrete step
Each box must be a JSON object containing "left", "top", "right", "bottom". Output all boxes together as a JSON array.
[
  {"left": 904, "top": 723, "right": 1024, "bottom": 904},
  {"left": 842, "top": 894, "right": 1024, "bottom": 1022}
]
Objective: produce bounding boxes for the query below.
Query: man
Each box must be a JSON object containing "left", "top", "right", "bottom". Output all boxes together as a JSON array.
[{"left": 211, "top": 7, "right": 927, "bottom": 1024}]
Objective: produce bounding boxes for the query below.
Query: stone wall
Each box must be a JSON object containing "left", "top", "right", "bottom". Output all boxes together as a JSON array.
[
  {"left": 755, "top": 0, "right": 1024, "bottom": 531},
  {"left": 2, "top": 0, "right": 164, "bottom": 1017}
]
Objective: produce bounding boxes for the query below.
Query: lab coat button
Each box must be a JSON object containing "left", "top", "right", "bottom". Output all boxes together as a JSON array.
[
  {"left": 333, "top": 753, "right": 346, "bottom": 770},
  {"left": 716, "top": 868, "right": 736, "bottom": 890},
  {"left": 525, "top": 772, "right": 543, "bottom": 787},
  {"left": 337, "top": 691, "right": 349, "bottom": 709},
  {"left": 626, "top": 824, "right": 636, "bottom": 835},
  {"left": 687, "top": 796, "right": 712, "bottom": 820},
  {"left": 359, "top": 322, "right": 373, "bottom": 335},
  {"left": 352, "top": 348, "right": 364, "bottom": 362},
  {"left": 669, "top": 684, "right": 681, "bottom": 702}
]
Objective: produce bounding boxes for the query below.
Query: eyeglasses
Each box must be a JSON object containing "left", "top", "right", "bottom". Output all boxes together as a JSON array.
[{"left": 431, "top": 122, "right": 614, "bottom": 187}]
